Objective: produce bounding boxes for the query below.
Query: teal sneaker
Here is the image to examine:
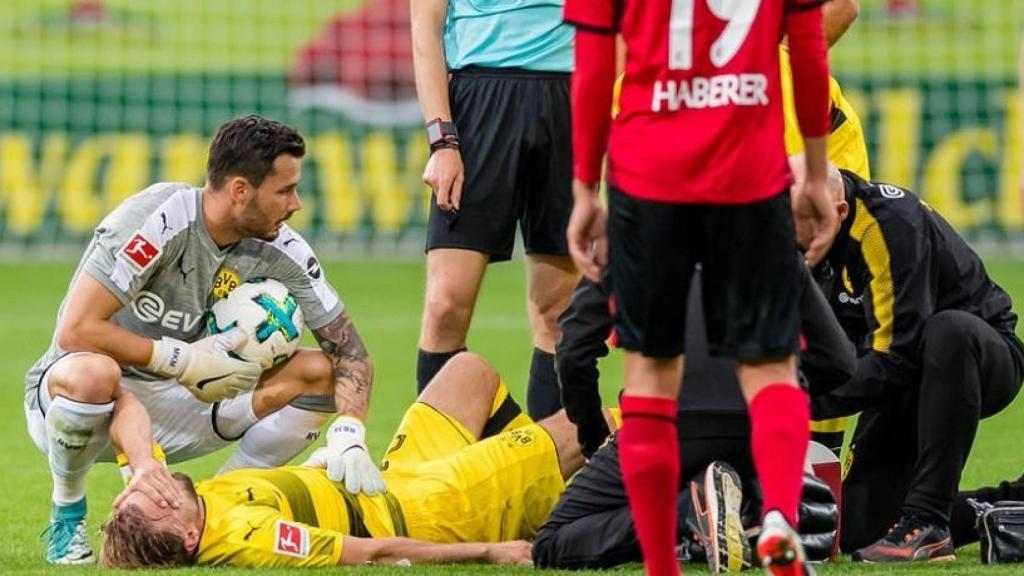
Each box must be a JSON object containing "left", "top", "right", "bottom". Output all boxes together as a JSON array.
[{"left": 41, "top": 499, "right": 94, "bottom": 565}]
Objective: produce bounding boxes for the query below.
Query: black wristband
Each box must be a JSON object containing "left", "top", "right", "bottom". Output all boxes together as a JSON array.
[{"left": 429, "top": 136, "right": 461, "bottom": 154}]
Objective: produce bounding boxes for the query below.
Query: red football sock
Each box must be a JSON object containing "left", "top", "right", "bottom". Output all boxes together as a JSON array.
[
  {"left": 619, "top": 395, "right": 680, "bottom": 576},
  {"left": 749, "top": 383, "right": 810, "bottom": 527}
]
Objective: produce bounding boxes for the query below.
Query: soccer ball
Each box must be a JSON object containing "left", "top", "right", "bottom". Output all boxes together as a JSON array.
[{"left": 207, "top": 278, "right": 305, "bottom": 369}]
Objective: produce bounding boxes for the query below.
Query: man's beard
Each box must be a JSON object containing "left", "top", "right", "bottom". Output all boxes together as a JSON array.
[{"left": 238, "top": 202, "right": 279, "bottom": 240}]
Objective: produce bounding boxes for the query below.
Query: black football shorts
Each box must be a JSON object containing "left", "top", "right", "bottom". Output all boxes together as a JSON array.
[
  {"left": 607, "top": 185, "right": 802, "bottom": 360},
  {"left": 425, "top": 66, "right": 572, "bottom": 262}
]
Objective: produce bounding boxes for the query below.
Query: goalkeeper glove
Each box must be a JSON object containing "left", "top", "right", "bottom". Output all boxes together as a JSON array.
[
  {"left": 147, "top": 329, "right": 262, "bottom": 403},
  {"left": 319, "top": 416, "right": 386, "bottom": 495}
]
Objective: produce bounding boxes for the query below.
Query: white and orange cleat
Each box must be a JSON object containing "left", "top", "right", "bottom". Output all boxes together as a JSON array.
[{"left": 757, "top": 510, "right": 815, "bottom": 576}]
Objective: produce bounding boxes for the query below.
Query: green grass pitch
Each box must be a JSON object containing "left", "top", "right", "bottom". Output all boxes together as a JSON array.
[{"left": 3, "top": 258, "right": 1024, "bottom": 574}]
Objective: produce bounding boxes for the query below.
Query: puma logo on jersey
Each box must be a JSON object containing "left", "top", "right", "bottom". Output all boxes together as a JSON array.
[
  {"left": 243, "top": 521, "right": 261, "bottom": 541},
  {"left": 652, "top": 74, "right": 768, "bottom": 112},
  {"left": 160, "top": 212, "right": 173, "bottom": 235}
]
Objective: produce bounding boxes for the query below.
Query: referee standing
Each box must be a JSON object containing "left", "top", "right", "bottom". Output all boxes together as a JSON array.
[{"left": 411, "top": 0, "right": 578, "bottom": 418}]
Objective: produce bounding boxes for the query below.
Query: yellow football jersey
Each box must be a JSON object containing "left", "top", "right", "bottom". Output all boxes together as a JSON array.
[
  {"left": 192, "top": 392, "right": 562, "bottom": 568},
  {"left": 779, "top": 46, "right": 871, "bottom": 179},
  {"left": 196, "top": 467, "right": 403, "bottom": 567},
  {"left": 383, "top": 405, "right": 564, "bottom": 544}
]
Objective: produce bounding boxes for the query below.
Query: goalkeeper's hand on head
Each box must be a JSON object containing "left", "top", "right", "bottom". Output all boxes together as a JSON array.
[
  {"left": 305, "top": 416, "right": 386, "bottom": 495},
  {"left": 147, "top": 329, "right": 263, "bottom": 403}
]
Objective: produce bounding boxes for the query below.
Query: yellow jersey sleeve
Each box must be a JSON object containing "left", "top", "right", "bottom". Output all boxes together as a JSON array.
[
  {"left": 779, "top": 46, "right": 871, "bottom": 180},
  {"left": 612, "top": 73, "right": 624, "bottom": 118},
  {"left": 197, "top": 505, "right": 344, "bottom": 568}
]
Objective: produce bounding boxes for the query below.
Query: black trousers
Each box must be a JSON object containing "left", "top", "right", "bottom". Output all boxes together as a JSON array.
[
  {"left": 532, "top": 415, "right": 755, "bottom": 569},
  {"left": 841, "top": 310, "right": 1023, "bottom": 552}
]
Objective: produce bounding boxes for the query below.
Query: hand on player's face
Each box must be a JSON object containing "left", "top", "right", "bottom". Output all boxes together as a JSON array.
[
  {"left": 113, "top": 458, "right": 183, "bottom": 510},
  {"left": 423, "top": 148, "right": 464, "bottom": 212},
  {"left": 115, "top": 486, "right": 189, "bottom": 539}
]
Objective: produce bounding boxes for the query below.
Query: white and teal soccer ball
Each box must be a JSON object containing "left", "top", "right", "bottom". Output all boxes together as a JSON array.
[{"left": 208, "top": 278, "right": 304, "bottom": 369}]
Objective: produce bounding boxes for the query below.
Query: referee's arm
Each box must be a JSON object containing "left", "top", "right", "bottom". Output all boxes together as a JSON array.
[
  {"left": 555, "top": 277, "right": 614, "bottom": 458},
  {"left": 411, "top": 0, "right": 463, "bottom": 211}
]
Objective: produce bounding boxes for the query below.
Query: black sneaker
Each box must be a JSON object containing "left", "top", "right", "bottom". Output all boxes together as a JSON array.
[
  {"left": 852, "top": 514, "right": 955, "bottom": 563},
  {"left": 690, "top": 461, "right": 751, "bottom": 572}
]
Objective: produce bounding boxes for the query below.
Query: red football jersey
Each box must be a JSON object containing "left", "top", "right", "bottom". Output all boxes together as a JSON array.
[{"left": 566, "top": 0, "right": 830, "bottom": 204}]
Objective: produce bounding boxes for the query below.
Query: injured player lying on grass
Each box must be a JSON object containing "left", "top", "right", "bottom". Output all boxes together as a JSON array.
[{"left": 99, "top": 352, "right": 611, "bottom": 568}]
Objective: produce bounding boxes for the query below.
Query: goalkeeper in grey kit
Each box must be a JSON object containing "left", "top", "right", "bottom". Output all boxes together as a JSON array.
[{"left": 24, "top": 115, "right": 384, "bottom": 566}]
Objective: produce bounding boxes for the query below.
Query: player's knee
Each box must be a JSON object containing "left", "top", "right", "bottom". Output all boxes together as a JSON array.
[
  {"left": 299, "top": 351, "right": 335, "bottom": 395},
  {"left": 922, "top": 310, "right": 980, "bottom": 360},
  {"left": 450, "top": 352, "right": 499, "bottom": 387},
  {"left": 924, "top": 310, "right": 971, "bottom": 340},
  {"left": 423, "top": 290, "right": 473, "bottom": 337},
  {"left": 50, "top": 354, "right": 121, "bottom": 403},
  {"left": 533, "top": 306, "right": 563, "bottom": 344},
  {"left": 428, "top": 352, "right": 499, "bottom": 397},
  {"left": 531, "top": 283, "right": 570, "bottom": 328},
  {"left": 445, "top": 350, "right": 490, "bottom": 373},
  {"left": 253, "top": 351, "right": 336, "bottom": 416}
]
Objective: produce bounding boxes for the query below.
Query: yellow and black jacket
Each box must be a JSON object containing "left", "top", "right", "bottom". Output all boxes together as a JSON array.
[{"left": 814, "top": 171, "right": 1022, "bottom": 418}]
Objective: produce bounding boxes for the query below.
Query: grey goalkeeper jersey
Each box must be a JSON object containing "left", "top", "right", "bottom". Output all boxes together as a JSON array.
[{"left": 25, "top": 183, "right": 343, "bottom": 407}]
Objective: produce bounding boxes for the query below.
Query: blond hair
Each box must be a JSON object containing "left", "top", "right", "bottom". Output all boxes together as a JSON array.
[{"left": 99, "top": 504, "right": 194, "bottom": 569}]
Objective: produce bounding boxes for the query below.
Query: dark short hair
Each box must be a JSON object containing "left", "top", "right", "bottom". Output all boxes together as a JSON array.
[{"left": 206, "top": 114, "right": 305, "bottom": 188}]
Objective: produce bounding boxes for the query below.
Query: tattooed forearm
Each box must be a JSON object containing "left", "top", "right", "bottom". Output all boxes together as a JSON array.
[{"left": 314, "top": 310, "right": 374, "bottom": 420}]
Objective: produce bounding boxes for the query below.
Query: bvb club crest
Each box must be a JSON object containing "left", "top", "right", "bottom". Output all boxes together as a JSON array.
[{"left": 212, "top": 267, "right": 241, "bottom": 300}]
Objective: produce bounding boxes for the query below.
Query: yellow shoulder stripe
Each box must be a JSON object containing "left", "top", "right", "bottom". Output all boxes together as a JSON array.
[
  {"left": 810, "top": 417, "right": 848, "bottom": 434},
  {"left": 850, "top": 199, "right": 894, "bottom": 353}
]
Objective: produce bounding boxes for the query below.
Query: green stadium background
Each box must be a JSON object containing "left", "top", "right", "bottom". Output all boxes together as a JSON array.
[
  {"left": 3, "top": 2, "right": 1024, "bottom": 574},
  {"left": 1, "top": 0, "right": 1023, "bottom": 247}
]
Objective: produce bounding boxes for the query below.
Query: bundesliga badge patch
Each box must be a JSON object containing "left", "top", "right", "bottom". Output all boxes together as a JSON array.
[
  {"left": 274, "top": 520, "right": 310, "bottom": 558},
  {"left": 120, "top": 232, "right": 159, "bottom": 271}
]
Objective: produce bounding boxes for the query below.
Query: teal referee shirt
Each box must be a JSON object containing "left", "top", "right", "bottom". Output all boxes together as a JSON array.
[{"left": 444, "top": 0, "right": 573, "bottom": 72}]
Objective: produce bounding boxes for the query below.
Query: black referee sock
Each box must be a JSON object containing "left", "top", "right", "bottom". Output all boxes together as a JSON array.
[
  {"left": 527, "top": 348, "right": 561, "bottom": 420},
  {"left": 416, "top": 347, "right": 466, "bottom": 394}
]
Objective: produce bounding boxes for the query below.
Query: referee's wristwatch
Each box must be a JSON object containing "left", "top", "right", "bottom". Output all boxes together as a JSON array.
[{"left": 426, "top": 118, "right": 460, "bottom": 154}]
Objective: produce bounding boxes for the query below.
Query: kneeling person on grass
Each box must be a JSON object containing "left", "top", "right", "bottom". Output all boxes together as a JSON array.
[
  {"left": 26, "top": 115, "right": 382, "bottom": 565},
  {"left": 805, "top": 158, "right": 1024, "bottom": 562},
  {"left": 101, "top": 353, "right": 594, "bottom": 568}
]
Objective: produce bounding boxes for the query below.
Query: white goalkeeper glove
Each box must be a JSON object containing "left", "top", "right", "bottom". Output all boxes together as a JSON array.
[
  {"left": 147, "top": 329, "right": 263, "bottom": 403},
  {"left": 308, "top": 416, "right": 386, "bottom": 495}
]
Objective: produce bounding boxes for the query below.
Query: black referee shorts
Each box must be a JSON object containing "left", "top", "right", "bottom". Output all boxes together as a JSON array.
[
  {"left": 425, "top": 66, "right": 572, "bottom": 262},
  {"left": 607, "top": 185, "right": 801, "bottom": 360}
]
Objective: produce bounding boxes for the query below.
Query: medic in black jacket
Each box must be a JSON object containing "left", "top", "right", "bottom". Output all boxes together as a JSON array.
[{"left": 810, "top": 166, "right": 1024, "bottom": 563}]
